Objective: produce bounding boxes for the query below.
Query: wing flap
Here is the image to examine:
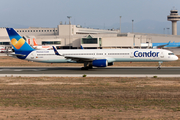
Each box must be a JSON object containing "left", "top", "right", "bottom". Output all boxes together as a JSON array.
[{"left": 64, "top": 56, "right": 96, "bottom": 62}]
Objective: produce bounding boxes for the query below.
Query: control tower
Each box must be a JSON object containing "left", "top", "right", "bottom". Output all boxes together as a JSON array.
[{"left": 167, "top": 9, "right": 180, "bottom": 35}]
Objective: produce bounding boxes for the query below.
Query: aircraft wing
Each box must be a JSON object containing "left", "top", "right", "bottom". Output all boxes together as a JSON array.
[
  {"left": 64, "top": 56, "right": 97, "bottom": 62},
  {"left": 153, "top": 41, "right": 170, "bottom": 48},
  {"left": 52, "top": 46, "right": 105, "bottom": 62}
]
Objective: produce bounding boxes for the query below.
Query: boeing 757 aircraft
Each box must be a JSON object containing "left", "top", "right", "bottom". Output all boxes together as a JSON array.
[{"left": 6, "top": 28, "right": 178, "bottom": 70}]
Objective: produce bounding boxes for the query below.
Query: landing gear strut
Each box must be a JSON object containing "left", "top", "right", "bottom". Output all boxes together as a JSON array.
[
  {"left": 157, "top": 61, "right": 163, "bottom": 70},
  {"left": 81, "top": 62, "right": 93, "bottom": 70}
]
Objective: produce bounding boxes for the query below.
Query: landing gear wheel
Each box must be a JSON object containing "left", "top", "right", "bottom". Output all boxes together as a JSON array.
[
  {"left": 88, "top": 65, "right": 93, "bottom": 69},
  {"left": 81, "top": 67, "right": 89, "bottom": 70},
  {"left": 81, "top": 62, "right": 93, "bottom": 70},
  {"left": 157, "top": 67, "right": 161, "bottom": 70}
]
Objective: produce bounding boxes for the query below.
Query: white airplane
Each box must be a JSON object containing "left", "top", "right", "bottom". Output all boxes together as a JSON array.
[
  {"left": 0, "top": 46, "right": 6, "bottom": 53},
  {"left": 6, "top": 28, "right": 178, "bottom": 70},
  {"left": 32, "top": 38, "right": 52, "bottom": 50}
]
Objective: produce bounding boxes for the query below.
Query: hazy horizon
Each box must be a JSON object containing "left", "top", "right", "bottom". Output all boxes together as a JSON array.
[{"left": 1, "top": 0, "right": 180, "bottom": 34}]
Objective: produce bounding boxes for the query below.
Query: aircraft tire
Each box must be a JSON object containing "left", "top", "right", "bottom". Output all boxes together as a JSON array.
[{"left": 81, "top": 67, "right": 89, "bottom": 70}]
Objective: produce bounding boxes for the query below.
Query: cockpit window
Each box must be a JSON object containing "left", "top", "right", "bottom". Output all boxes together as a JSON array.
[{"left": 168, "top": 53, "right": 174, "bottom": 55}]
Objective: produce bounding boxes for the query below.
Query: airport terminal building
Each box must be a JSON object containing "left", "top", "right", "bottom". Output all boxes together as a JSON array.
[{"left": 1, "top": 23, "right": 180, "bottom": 50}]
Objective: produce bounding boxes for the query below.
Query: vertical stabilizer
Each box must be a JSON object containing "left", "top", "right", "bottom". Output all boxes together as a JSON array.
[
  {"left": 33, "top": 38, "right": 38, "bottom": 46},
  {"left": 6, "top": 28, "right": 34, "bottom": 58}
]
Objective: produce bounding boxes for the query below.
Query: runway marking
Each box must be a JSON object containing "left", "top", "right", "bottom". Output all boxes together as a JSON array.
[
  {"left": 14, "top": 70, "right": 22, "bottom": 71},
  {"left": 0, "top": 69, "right": 46, "bottom": 71},
  {"left": 1, "top": 74, "right": 180, "bottom": 77}
]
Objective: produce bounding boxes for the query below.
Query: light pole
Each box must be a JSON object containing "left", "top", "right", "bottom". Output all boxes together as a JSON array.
[
  {"left": 166, "top": 28, "right": 170, "bottom": 35},
  {"left": 120, "top": 16, "right": 122, "bottom": 33},
  {"left": 67, "top": 16, "right": 72, "bottom": 49},
  {"left": 132, "top": 20, "right": 134, "bottom": 33}
]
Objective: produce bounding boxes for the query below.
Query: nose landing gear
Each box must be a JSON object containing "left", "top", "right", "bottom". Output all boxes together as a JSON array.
[{"left": 157, "top": 61, "right": 163, "bottom": 70}]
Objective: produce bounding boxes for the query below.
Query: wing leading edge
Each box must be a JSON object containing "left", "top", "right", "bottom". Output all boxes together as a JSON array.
[{"left": 52, "top": 46, "right": 105, "bottom": 62}]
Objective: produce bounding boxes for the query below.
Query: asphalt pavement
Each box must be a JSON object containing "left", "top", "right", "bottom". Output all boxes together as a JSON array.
[{"left": 0, "top": 67, "right": 179, "bottom": 77}]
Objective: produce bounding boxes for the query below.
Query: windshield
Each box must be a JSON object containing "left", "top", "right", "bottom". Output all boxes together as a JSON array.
[{"left": 168, "top": 53, "right": 174, "bottom": 55}]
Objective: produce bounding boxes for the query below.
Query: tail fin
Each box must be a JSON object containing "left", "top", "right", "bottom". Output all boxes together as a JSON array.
[
  {"left": 6, "top": 28, "right": 34, "bottom": 53},
  {"left": 33, "top": 38, "right": 38, "bottom": 46}
]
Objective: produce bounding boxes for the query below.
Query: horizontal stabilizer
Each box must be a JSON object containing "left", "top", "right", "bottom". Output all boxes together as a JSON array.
[{"left": 7, "top": 53, "right": 26, "bottom": 57}]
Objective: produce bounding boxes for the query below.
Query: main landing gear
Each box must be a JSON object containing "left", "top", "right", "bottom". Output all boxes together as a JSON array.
[
  {"left": 157, "top": 61, "right": 163, "bottom": 70},
  {"left": 81, "top": 62, "right": 93, "bottom": 70}
]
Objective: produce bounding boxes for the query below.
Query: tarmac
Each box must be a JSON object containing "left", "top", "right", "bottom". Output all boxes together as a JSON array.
[{"left": 0, "top": 67, "right": 179, "bottom": 77}]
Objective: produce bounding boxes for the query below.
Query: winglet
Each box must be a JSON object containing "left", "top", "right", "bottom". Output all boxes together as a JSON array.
[
  {"left": 80, "top": 45, "right": 84, "bottom": 49},
  {"left": 52, "top": 46, "right": 62, "bottom": 56},
  {"left": 167, "top": 41, "right": 171, "bottom": 45}
]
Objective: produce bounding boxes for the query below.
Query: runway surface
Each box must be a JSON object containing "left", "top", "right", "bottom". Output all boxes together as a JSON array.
[{"left": 0, "top": 67, "right": 179, "bottom": 77}]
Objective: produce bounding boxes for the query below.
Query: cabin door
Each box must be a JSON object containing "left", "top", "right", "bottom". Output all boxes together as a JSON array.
[
  {"left": 130, "top": 52, "right": 134, "bottom": 58},
  {"left": 159, "top": 52, "right": 164, "bottom": 59}
]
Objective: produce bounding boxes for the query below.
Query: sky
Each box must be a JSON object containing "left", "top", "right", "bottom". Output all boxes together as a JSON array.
[{"left": 1, "top": 0, "right": 180, "bottom": 34}]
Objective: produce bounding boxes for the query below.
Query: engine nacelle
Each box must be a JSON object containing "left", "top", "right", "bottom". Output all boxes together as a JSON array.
[{"left": 92, "top": 59, "right": 108, "bottom": 67}]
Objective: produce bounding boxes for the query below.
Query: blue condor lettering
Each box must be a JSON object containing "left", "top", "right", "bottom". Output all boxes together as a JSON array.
[{"left": 134, "top": 51, "right": 159, "bottom": 57}]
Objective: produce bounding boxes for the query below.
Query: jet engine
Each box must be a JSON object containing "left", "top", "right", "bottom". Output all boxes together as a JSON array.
[{"left": 92, "top": 59, "right": 108, "bottom": 67}]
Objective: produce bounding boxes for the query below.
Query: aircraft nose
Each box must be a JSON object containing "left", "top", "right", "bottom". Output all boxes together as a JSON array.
[{"left": 175, "top": 55, "right": 179, "bottom": 60}]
